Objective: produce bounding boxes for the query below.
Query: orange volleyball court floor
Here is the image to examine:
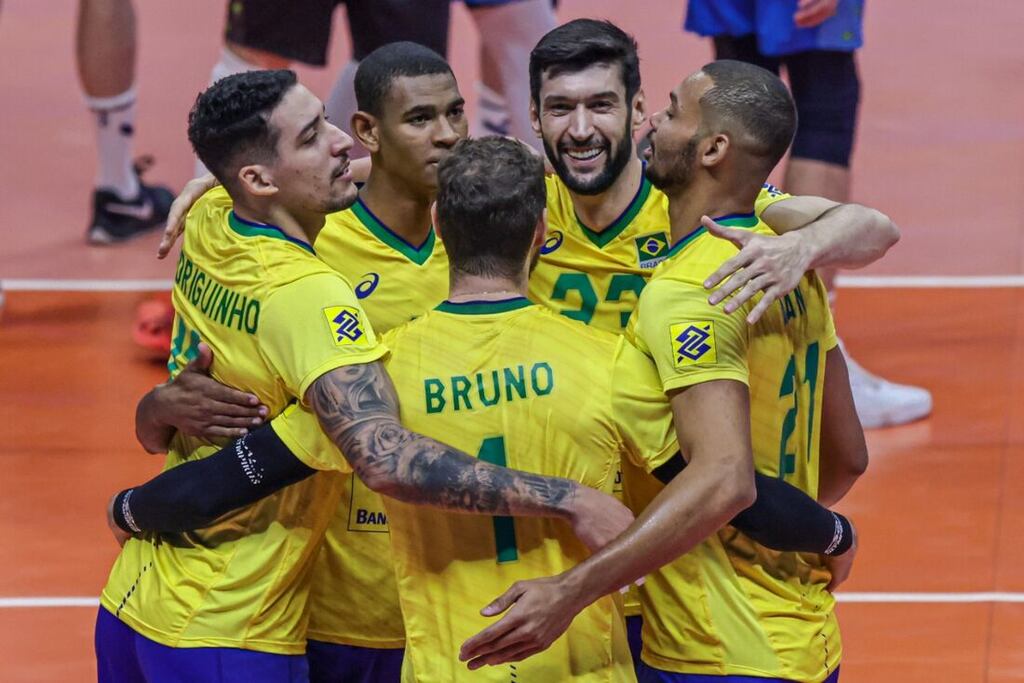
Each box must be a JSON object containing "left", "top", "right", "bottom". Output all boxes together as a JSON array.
[{"left": 1, "top": 0, "right": 1022, "bottom": 680}]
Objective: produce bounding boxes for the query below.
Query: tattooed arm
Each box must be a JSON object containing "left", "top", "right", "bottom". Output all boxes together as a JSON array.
[{"left": 308, "top": 362, "right": 633, "bottom": 546}]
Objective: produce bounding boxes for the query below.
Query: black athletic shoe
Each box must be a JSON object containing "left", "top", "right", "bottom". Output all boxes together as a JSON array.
[{"left": 87, "top": 161, "right": 175, "bottom": 245}]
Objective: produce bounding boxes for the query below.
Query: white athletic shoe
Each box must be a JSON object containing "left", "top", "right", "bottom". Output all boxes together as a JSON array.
[{"left": 842, "top": 340, "right": 932, "bottom": 428}]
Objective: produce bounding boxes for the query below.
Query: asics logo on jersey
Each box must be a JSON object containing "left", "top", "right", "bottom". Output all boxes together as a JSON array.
[
  {"left": 323, "top": 306, "right": 367, "bottom": 346},
  {"left": 671, "top": 321, "right": 717, "bottom": 367},
  {"left": 104, "top": 198, "right": 154, "bottom": 220},
  {"left": 355, "top": 272, "right": 380, "bottom": 298},
  {"left": 540, "top": 230, "right": 563, "bottom": 254}
]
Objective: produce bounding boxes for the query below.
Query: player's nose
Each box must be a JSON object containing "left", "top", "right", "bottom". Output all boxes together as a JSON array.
[
  {"left": 568, "top": 105, "right": 595, "bottom": 141},
  {"left": 330, "top": 124, "right": 353, "bottom": 157}
]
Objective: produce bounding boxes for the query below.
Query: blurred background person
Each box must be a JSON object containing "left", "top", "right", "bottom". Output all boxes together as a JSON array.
[
  {"left": 683, "top": 0, "right": 932, "bottom": 428},
  {"left": 78, "top": 0, "right": 174, "bottom": 244}
]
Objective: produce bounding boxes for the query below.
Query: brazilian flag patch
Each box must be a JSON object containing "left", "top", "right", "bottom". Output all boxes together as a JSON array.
[{"left": 635, "top": 232, "right": 670, "bottom": 269}]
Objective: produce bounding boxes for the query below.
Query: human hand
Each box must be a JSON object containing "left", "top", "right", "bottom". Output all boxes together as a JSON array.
[
  {"left": 794, "top": 0, "right": 838, "bottom": 28},
  {"left": 702, "top": 215, "right": 813, "bottom": 324},
  {"left": 825, "top": 520, "right": 858, "bottom": 591},
  {"left": 460, "top": 573, "right": 585, "bottom": 669},
  {"left": 158, "top": 174, "right": 218, "bottom": 259},
  {"left": 156, "top": 343, "right": 267, "bottom": 439}
]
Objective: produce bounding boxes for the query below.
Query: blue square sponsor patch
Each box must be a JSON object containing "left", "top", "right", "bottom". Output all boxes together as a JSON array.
[
  {"left": 670, "top": 321, "right": 717, "bottom": 367},
  {"left": 323, "top": 306, "right": 367, "bottom": 346}
]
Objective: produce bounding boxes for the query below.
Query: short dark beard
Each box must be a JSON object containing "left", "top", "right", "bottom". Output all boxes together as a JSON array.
[
  {"left": 646, "top": 134, "right": 698, "bottom": 193},
  {"left": 543, "top": 112, "right": 635, "bottom": 196}
]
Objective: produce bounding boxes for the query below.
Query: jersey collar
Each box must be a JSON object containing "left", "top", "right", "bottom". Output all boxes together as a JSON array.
[
  {"left": 228, "top": 211, "right": 315, "bottom": 255},
  {"left": 352, "top": 198, "right": 436, "bottom": 265},
  {"left": 435, "top": 297, "right": 533, "bottom": 315},
  {"left": 574, "top": 171, "right": 653, "bottom": 249},
  {"left": 664, "top": 212, "right": 759, "bottom": 260}
]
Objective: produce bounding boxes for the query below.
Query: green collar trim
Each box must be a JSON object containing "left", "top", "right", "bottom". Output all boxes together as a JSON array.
[
  {"left": 228, "top": 211, "right": 315, "bottom": 254},
  {"left": 435, "top": 297, "right": 533, "bottom": 315},
  {"left": 575, "top": 175, "right": 653, "bottom": 249},
  {"left": 664, "top": 212, "right": 758, "bottom": 259},
  {"left": 352, "top": 198, "right": 435, "bottom": 265}
]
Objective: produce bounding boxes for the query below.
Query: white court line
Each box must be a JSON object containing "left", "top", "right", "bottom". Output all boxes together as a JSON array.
[
  {"left": 2, "top": 279, "right": 172, "bottom": 292},
  {"left": 2, "top": 593, "right": 1024, "bottom": 608},
  {"left": 837, "top": 275, "right": 1024, "bottom": 288},
  {"left": 2, "top": 276, "right": 1024, "bottom": 292}
]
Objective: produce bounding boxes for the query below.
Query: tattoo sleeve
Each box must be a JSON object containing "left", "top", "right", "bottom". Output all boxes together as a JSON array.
[{"left": 309, "top": 362, "right": 578, "bottom": 518}]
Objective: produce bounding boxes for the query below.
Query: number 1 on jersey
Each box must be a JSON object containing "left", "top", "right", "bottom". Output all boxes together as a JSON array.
[{"left": 477, "top": 436, "right": 519, "bottom": 563}]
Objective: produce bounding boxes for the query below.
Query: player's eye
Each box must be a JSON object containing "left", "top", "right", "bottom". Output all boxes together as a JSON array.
[
  {"left": 449, "top": 106, "right": 465, "bottom": 119},
  {"left": 548, "top": 104, "right": 571, "bottom": 115},
  {"left": 590, "top": 101, "right": 613, "bottom": 112}
]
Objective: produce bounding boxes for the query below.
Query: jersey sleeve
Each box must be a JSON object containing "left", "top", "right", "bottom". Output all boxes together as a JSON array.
[
  {"left": 610, "top": 337, "right": 680, "bottom": 472},
  {"left": 754, "top": 182, "right": 792, "bottom": 215},
  {"left": 269, "top": 401, "right": 352, "bottom": 473},
  {"left": 259, "top": 272, "right": 387, "bottom": 402},
  {"left": 634, "top": 276, "right": 750, "bottom": 392}
]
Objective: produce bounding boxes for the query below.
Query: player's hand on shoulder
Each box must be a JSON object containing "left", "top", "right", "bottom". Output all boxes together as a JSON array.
[
  {"left": 825, "top": 519, "right": 858, "bottom": 592},
  {"left": 702, "top": 215, "right": 813, "bottom": 325},
  {"left": 158, "top": 173, "right": 219, "bottom": 259},
  {"left": 460, "top": 573, "right": 583, "bottom": 669},
  {"left": 567, "top": 486, "right": 634, "bottom": 552},
  {"left": 158, "top": 343, "right": 267, "bottom": 440}
]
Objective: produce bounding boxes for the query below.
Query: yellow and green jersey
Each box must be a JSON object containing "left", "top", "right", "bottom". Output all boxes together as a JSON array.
[
  {"left": 306, "top": 197, "right": 449, "bottom": 648},
  {"left": 377, "top": 298, "right": 678, "bottom": 682},
  {"left": 531, "top": 173, "right": 790, "bottom": 613},
  {"left": 100, "top": 186, "right": 385, "bottom": 654},
  {"left": 530, "top": 173, "right": 789, "bottom": 334},
  {"left": 623, "top": 212, "right": 841, "bottom": 682}
]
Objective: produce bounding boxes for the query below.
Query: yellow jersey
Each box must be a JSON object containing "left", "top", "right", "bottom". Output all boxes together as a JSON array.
[
  {"left": 100, "top": 187, "right": 386, "bottom": 654},
  {"left": 532, "top": 173, "right": 789, "bottom": 614},
  {"left": 305, "top": 198, "right": 449, "bottom": 648},
  {"left": 380, "top": 298, "right": 679, "bottom": 682},
  {"left": 531, "top": 173, "right": 789, "bottom": 334},
  {"left": 623, "top": 212, "right": 841, "bottom": 682}
]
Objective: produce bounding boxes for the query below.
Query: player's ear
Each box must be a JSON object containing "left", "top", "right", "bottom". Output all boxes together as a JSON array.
[
  {"left": 701, "top": 133, "right": 730, "bottom": 169},
  {"left": 529, "top": 100, "right": 542, "bottom": 139},
  {"left": 631, "top": 88, "right": 646, "bottom": 130},
  {"left": 430, "top": 202, "right": 443, "bottom": 243},
  {"left": 533, "top": 208, "right": 548, "bottom": 248},
  {"left": 351, "top": 111, "right": 380, "bottom": 153},
  {"left": 237, "top": 164, "right": 278, "bottom": 198}
]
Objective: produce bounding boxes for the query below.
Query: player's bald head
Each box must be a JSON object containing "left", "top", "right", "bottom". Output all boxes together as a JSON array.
[
  {"left": 355, "top": 42, "right": 454, "bottom": 116},
  {"left": 695, "top": 60, "right": 796, "bottom": 172}
]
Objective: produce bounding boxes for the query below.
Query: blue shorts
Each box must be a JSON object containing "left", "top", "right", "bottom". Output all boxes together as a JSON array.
[
  {"left": 711, "top": 34, "right": 860, "bottom": 167},
  {"left": 626, "top": 614, "right": 644, "bottom": 670},
  {"left": 95, "top": 608, "right": 309, "bottom": 682},
  {"left": 306, "top": 639, "right": 403, "bottom": 683},
  {"left": 637, "top": 662, "right": 840, "bottom": 683},
  {"left": 685, "top": 0, "right": 863, "bottom": 55}
]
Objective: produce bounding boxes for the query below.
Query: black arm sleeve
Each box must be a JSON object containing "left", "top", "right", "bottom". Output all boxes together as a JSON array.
[
  {"left": 652, "top": 453, "right": 852, "bottom": 555},
  {"left": 112, "top": 423, "right": 316, "bottom": 534}
]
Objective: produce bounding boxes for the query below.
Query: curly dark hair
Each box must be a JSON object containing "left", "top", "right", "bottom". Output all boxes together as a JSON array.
[{"left": 187, "top": 69, "right": 297, "bottom": 187}]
